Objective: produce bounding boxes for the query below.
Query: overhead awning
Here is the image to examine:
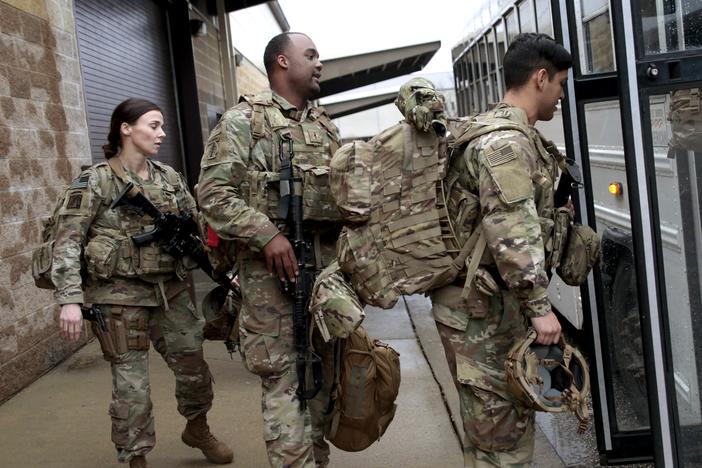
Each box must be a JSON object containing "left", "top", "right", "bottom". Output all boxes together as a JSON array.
[
  {"left": 207, "top": 0, "right": 289, "bottom": 31},
  {"left": 323, "top": 91, "right": 397, "bottom": 119},
  {"left": 207, "top": 0, "right": 267, "bottom": 13},
  {"left": 319, "top": 40, "right": 441, "bottom": 98}
]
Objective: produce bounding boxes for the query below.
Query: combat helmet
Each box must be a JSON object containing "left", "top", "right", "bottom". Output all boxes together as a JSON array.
[
  {"left": 394, "top": 77, "right": 447, "bottom": 135},
  {"left": 505, "top": 329, "right": 591, "bottom": 433},
  {"left": 201, "top": 284, "right": 241, "bottom": 353}
]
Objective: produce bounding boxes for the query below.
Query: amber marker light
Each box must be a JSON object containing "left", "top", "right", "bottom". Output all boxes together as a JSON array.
[{"left": 608, "top": 182, "right": 623, "bottom": 196}]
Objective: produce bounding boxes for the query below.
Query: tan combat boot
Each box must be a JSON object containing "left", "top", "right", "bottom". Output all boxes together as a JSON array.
[
  {"left": 129, "top": 455, "right": 147, "bottom": 468},
  {"left": 181, "top": 414, "right": 233, "bottom": 464}
]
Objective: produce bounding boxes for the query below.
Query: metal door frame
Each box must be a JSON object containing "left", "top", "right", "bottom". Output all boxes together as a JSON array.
[
  {"left": 553, "top": 0, "right": 669, "bottom": 463},
  {"left": 621, "top": 0, "right": 702, "bottom": 466}
]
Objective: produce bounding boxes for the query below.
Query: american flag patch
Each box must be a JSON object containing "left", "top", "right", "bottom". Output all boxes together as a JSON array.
[{"left": 485, "top": 146, "right": 516, "bottom": 166}]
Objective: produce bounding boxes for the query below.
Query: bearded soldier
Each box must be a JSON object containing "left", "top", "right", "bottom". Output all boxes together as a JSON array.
[
  {"left": 431, "top": 33, "right": 573, "bottom": 467},
  {"left": 197, "top": 32, "right": 341, "bottom": 468}
]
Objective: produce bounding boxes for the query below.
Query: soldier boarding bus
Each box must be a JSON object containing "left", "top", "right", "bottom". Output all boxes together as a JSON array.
[{"left": 453, "top": 1, "right": 702, "bottom": 466}]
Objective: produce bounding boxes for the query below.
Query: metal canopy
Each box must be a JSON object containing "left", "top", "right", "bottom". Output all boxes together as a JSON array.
[
  {"left": 323, "top": 91, "right": 398, "bottom": 119},
  {"left": 319, "top": 40, "right": 441, "bottom": 98},
  {"left": 207, "top": 0, "right": 270, "bottom": 14}
]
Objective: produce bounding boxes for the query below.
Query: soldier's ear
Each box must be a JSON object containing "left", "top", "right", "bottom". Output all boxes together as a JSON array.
[
  {"left": 120, "top": 122, "right": 132, "bottom": 137},
  {"left": 535, "top": 68, "right": 549, "bottom": 91},
  {"left": 277, "top": 54, "right": 289, "bottom": 70}
]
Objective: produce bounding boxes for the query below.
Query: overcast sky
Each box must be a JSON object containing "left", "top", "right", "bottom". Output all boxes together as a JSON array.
[{"left": 277, "top": 0, "right": 478, "bottom": 73}]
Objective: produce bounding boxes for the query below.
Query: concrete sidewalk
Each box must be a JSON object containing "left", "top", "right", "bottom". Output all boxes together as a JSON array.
[{"left": 0, "top": 281, "right": 566, "bottom": 467}]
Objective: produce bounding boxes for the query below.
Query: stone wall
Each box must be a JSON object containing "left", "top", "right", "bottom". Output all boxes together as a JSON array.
[
  {"left": 191, "top": 7, "right": 227, "bottom": 144},
  {"left": 236, "top": 54, "right": 268, "bottom": 98},
  {"left": 0, "top": 0, "right": 92, "bottom": 403}
]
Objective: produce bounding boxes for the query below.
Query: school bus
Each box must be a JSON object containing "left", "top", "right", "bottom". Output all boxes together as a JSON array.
[{"left": 453, "top": 1, "right": 702, "bottom": 466}]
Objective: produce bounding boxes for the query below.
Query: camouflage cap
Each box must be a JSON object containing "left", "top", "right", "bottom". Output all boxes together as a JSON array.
[
  {"left": 395, "top": 77, "right": 447, "bottom": 134},
  {"left": 505, "top": 329, "right": 591, "bottom": 433},
  {"left": 309, "top": 261, "right": 365, "bottom": 341}
]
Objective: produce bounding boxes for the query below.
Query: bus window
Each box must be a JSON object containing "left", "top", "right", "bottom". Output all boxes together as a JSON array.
[
  {"left": 479, "top": 39, "right": 490, "bottom": 108},
  {"left": 577, "top": 0, "right": 616, "bottom": 74},
  {"left": 506, "top": 7, "right": 519, "bottom": 44},
  {"left": 641, "top": 0, "right": 702, "bottom": 54},
  {"left": 518, "top": 0, "right": 536, "bottom": 33},
  {"left": 495, "top": 20, "right": 507, "bottom": 96},
  {"left": 486, "top": 31, "right": 499, "bottom": 103},
  {"left": 535, "top": 0, "right": 553, "bottom": 36},
  {"left": 648, "top": 89, "right": 702, "bottom": 464},
  {"left": 584, "top": 100, "right": 650, "bottom": 431},
  {"left": 471, "top": 47, "right": 482, "bottom": 113}
]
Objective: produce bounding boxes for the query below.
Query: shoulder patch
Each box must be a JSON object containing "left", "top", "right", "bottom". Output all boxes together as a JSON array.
[
  {"left": 65, "top": 191, "right": 83, "bottom": 210},
  {"left": 481, "top": 143, "right": 533, "bottom": 205},
  {"left": 485, "top": 145, "right": 517, "bottom": 167},
  {"left": 69, "top": 173, "right": 90, "bottom": 189}
]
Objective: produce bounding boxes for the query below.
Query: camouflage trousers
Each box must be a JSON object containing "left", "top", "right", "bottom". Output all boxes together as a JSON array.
[
  {"left": 97, "top": 289, "right": 213, "bottom": 463},
  {"left": 238, "top": 256, "right": 335, "bottom": 468},
  {"left": 433, "top": 288, "right": 535, "bottom": 468}
]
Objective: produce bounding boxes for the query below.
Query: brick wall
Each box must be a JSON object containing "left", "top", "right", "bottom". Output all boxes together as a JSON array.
[
  {"left": 191, "top": 8, "right": 226, "bottom": 144},
  {"left": 0, "top": 0, "right": 92, "bottom": 403},
  {"left": 236, "top": 54, "right": 268, "bottom": 98}
]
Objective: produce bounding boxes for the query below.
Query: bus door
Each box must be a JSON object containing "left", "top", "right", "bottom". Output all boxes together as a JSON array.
[
  {"left": 558, "top": 0, "right": 702, "bottom": 465},
  {"left": 614, "top": 0, "right": 702, "bottom": 466}
]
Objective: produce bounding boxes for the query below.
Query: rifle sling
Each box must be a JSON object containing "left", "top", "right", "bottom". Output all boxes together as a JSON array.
[{"left": 107, "top": 157, "right": 142, "bottom": 198}]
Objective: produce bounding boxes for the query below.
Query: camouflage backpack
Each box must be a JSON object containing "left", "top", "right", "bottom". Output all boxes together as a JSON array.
[
  {"left": 669, "top": 88, "right": 702, "bottom": 154},
  {"left": 329, "top": 78, "right": 548, "bottom": 308},
  {"left": 31, "top": 161, "right": 123, "bottom": 289},
  {"left": 331, "top": 120, "right": 466, "bottom": 308},
  {"left": 31, "top": 173, "right": 91, "bottom": 289}
]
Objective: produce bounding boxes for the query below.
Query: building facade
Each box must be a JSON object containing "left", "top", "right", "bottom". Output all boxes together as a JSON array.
[{"left": 0, "top": 0, "right": 281, "bottom": 403}]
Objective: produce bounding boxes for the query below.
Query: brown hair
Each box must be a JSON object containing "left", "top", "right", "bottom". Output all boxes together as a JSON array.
[{"left": 102, "top": 98, "right": 161, "bottom": 159}]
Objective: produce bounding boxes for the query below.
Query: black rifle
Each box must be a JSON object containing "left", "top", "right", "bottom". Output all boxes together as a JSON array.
[
  {"left": 110, "top": 183, "right": 227, "bottom": 288},
  {"left": 278, "top": 134, "right": 323, "bottom": 410},
  {"left": 81, "top": 304, "right": 107, "bottom": 331}
]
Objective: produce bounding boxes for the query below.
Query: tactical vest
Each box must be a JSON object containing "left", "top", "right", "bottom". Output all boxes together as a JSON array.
[
  {"left": 330, "top": 121, "right": 468, "bottom": 308},
  {"left": 448, "top": 111, "right": 569, "bottom": 276},
  {"left": 82, "top": 160, "right": 189, "bottom": 282},
  {"left": 239, "top": 93, "right": 342, "bottom": 223},
  {"left": 329, "top": 110, "right": 582, "bottom": 310}
]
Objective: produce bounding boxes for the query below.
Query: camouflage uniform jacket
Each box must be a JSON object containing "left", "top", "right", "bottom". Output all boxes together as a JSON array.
[
  {"left": 197, "top": 90, "right": 342, "bottom": 255},
  {"left": 436, "top": 103, "right": 561, "bottom": 329},
  {"left": 51, "top": 159, "right": 196, "bottom": 306}
]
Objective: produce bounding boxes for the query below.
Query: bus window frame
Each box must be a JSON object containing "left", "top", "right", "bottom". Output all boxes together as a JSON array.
[{"left": 556, "top": 0, "right": 660, "bottom": 462}]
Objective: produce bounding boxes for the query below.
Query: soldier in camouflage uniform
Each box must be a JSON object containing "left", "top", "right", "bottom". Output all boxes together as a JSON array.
[
  {"left": 55, "top": 99, "right": 233, "bottom": 468},
  {"left": 431, "top": 33, "right": 573, "bottom": 467},
  {"left": 197, "top": 33, "right": 342, "bottom": 467}
]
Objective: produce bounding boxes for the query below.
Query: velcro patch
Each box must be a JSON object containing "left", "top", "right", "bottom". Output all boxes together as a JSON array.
[
  {"left": 66, "top": 193, "right": 83, "bottom": 210},
  {"left": 70, "top": 174, "right": 90, "bottom": 189},
  {"left": 485, "top": 146, "right": 517, "bottom": 167}
]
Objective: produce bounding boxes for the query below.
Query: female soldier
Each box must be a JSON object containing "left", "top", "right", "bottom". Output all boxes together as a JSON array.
[{"left": 54, "top": 98, "right": 233, "bottom": 468}]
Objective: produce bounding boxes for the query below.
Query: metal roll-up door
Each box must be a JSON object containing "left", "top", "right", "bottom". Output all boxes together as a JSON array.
[{"left": 74, "top": 0, "right": 183, "bottom": 172}]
